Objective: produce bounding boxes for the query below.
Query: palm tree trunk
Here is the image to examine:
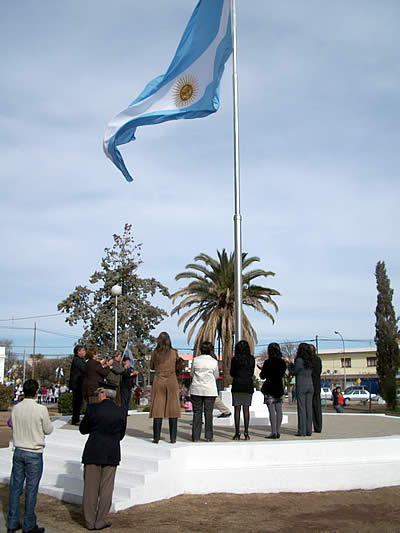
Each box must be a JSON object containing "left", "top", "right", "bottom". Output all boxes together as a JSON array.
[{"left": 222, "top": 332, "right": 234, "bottom": 388}]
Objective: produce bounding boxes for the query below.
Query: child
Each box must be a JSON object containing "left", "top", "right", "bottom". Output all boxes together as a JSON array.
[{"left": 183, "top": 396, "right": 192, "bottom": 413}]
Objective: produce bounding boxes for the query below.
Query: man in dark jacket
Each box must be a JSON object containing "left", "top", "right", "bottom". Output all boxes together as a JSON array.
[
  {"left": 120, "top": 357, "right": 138, "bottom": 415},
  {"left": 69, "top": 345, "right": 86, "bottom": 425},
  {"left": 106, "top": 351, "right": 125, "bottom": 405},
  {"left": 79, "top": 382, "right": 126, "bottom": 530},
  {"left": 311, "top": 344, "right": 323, "bottom": 433}
]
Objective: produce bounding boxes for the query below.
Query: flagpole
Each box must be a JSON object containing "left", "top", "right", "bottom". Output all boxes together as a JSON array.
[{"left": 232, "top": 0, "right": 242, "bottom": 343}]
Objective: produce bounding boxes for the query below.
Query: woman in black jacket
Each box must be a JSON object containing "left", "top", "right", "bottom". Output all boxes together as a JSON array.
[
  {"left": 230, "top": 340, "right": 255, "bottom": 440},
  {"left": 258, "top": 342, "right": 287, "bottom": 439}
]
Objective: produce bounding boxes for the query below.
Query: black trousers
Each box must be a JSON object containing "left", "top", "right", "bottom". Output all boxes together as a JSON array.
[
  {"left": 191, "top": 395, "right": 216, "bottom": 441},
  {"left": 312, "top": 392, "right": 322, "bottom": 433},
  {"left": 71, "top": 386, "right": 83, "bottom": 424},
  {"left": 120, "top": 388, "right": 131, "bottom": 414}
]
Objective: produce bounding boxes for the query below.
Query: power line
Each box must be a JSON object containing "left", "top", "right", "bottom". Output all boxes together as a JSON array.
[
  {"left": 0, "top": 313, "right": 63, "bottom": 322},
  {"left": 0, "top": 325, "right": 80, "bottom": 339}
]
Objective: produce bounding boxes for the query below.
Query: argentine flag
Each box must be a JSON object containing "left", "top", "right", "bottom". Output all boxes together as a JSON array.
[
  {"left": 103, "top": 0, "right": 232, "bottom": 182},
  {"left": 123, "top": 341, "right": 135, "bottom": 368}
]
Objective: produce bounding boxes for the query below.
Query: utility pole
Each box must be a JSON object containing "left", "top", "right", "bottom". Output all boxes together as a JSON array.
[{"left": 32, "top": 322, "right": 37, "bottom": 379}]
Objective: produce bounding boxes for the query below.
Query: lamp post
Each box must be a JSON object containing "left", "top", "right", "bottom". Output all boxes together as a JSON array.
[
  {"left": 334, "top": 330, "right": 346, "bottom": 389},
  {"left": 111, "top": 285, "right": 122, "bottom": 351}
]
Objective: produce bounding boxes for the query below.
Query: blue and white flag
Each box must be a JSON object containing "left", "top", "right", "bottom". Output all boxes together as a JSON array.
[
  {"left": 103, "top": 0, "right": 232, "bottom": 182},
  {"left": 123, "top": 341, "right": 135, "bottom": 368}
]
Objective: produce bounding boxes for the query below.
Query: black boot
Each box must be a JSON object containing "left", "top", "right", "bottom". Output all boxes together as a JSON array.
[
  {"left": 169, "top": 417, "right": 178, "bottom": 443},
  {"left": 153, "top": 418, "right": 162, "bottom": 443}
]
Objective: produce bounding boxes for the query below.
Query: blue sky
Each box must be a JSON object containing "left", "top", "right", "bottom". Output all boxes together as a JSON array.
[{"left": 1, "top": 0, "right": 399, "bottom": 357}]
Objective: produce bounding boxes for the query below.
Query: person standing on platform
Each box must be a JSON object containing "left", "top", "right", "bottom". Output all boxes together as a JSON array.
[
  {"left": 230, "top": 340, "right": 255, "bottom": 441},
  {"left": 149, "top": 332, "right": 181, "bottom": 444},
  {"left": 83, "top": 346, "right": 112, "bottom": 404},
  {"left": 7, "top": 379, "right": 53, "bottom": 533},
  {"left": 292, "top": 343, "right": 314, "bottom": 437},
  {"left": 120, "top": 357, "right": 138, "bottom": 415},
  {"left": 258, "top": 342, "right": 287, "bottom": 439},
  {"left": 80, "top": 382, "right": 126, "bottom": 531},
  {"left": 190, "top": 341, "right": 219, "bottom": 442},
  {"left": 106, "top": 351, "right": 125, "bottom": 406},
  {"left": 69, "top": 344, "right": 86, "bottom": 425},
  {"left": 310, "top": 344, "right": 323, "bottom": 433}
]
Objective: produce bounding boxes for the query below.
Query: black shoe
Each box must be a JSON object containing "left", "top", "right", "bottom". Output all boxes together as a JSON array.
[
  {"left": 306, "top": 433, "right": 312, "bottom": 436},
  {"left": 277, "top": 433, "right": 280, "bottom": 439},
  {"left": 265, "top": 434, "right": 277, "bottom": 439},
  {"left": 217, "top": 412, "right": 231, "bottom": 418},
  {"left": 232, "top": 433, "right": 240, "bottom": 440},
  {"left": 23, "top": 526, "right": 45, "bottom": 533},
  {"left": 7, "top": 523, "right": 22, "bottom": 533},
  {"left": 295, "top": 433, "right": 305, "bottom": 437}
]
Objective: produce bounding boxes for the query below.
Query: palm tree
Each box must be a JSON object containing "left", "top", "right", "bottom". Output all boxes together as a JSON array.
[{"left": 171, "top": 249, "right": 280, "bottom": 386}]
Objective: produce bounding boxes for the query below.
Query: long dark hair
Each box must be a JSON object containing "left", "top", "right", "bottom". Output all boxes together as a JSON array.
[
  {"left": 267, "top": 342, "right": 282, "bottom": 360},
  {"left": 234, "top": 340, "right": 253, "bottom": 366},
  {"left": 295, "top": 343, "right": 313, "bottom": 369},
  {"left": 153, "top": 332, "right": 175, "bottom": 357}
]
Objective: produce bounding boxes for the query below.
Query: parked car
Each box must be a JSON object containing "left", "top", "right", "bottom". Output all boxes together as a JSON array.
[
  {"left": 343, "top": 386, "right": 368, "bottom": 395},
  {"left": 320, "top": 387, "right": 332, "bottom": 400},
  {"left": 343, "top": 389, "right": 372, "bottom": 404}
]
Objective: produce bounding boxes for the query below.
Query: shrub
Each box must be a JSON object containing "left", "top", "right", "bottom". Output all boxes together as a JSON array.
[
  {"left": 0, "top": 385, "right": 15, "bottom": 411},
  {"left": 58, "top": 392, "right": 73, "bottom": 415}
]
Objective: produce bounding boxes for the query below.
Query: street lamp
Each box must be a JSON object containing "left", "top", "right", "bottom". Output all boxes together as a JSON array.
[
  {"left": 334, "top": 330, "right": 346, "bottom": 389},
  {"left": 111, "top": 284, "right": 122, "bottom": 350}
]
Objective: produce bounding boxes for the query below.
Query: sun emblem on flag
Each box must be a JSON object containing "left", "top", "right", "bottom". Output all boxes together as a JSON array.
[{"left": 173, "top": 74, "right": 199, "bottom": 108}]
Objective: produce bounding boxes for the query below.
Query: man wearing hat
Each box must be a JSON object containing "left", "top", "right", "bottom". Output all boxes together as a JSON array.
[{"left": 79, "top": 382, "right": 126, "bottom": 530}]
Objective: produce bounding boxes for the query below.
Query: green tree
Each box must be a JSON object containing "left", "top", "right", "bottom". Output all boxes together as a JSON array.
[
  {"left": 171, "top": 249, "right": 280, "bottom": 386},
  {"left": 375, "top": 261, "right": 400, "bottom": 409},
  {"left": 58, "top": 224, "right": 169, "bottom": 374}
]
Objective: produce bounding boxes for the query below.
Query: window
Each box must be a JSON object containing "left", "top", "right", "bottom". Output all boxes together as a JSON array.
[
  {"left": 367, "top": 357, "right": 377, "bottom": 367},
  {"left": 341, "top": 358, "right": 351, "bottom": 368}
]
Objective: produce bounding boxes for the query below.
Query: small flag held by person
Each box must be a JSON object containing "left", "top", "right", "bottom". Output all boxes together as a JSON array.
[
  {"left": 123, "top": 341, "right": 135, "bottom": 368},
  {"left": 103, "top": 0, "right": 232, "bottom": 182}
]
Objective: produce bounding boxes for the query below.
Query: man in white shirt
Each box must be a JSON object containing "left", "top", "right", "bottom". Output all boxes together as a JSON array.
[{"left": 7, "top": 379, "right": 53, "bottom": 533}]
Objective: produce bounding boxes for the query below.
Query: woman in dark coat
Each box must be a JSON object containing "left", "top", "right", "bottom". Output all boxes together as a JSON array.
[
  {"left": 149, "top": 332, "right": 181, "bottom": 444},
  {"left": 258, "top": 342, "right": 287, "bottom": 439},
  {"left": 82, "top": 346, "right": 112, "bottom": 404},
  {"left": 230, "top": 340, "right": 255, "bottom": 440},
  {"left": 292, "top": 343, "right": 314, "bottom": 436}
]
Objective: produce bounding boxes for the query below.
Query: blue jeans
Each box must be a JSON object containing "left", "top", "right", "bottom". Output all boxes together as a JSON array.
[{"left": 8, "top": 448, "right": 43, "bottom": 531}]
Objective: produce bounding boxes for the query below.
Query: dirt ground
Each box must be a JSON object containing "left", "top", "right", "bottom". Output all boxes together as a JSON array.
[
  {"left": 1, "top": 408, "right": 400, "bottom": 532},
  {"left": 1, "top": 484, "right": 400, "bottom": 532}
]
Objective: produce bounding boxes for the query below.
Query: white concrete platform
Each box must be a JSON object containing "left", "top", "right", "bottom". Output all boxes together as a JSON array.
[{"left": 1, "top": 413, "right": 399, "bottom": 512}]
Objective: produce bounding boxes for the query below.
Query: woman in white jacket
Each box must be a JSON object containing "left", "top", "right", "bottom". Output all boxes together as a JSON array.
[{"left": 190, "top": 341, "right": 219, "bottom": 442}]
